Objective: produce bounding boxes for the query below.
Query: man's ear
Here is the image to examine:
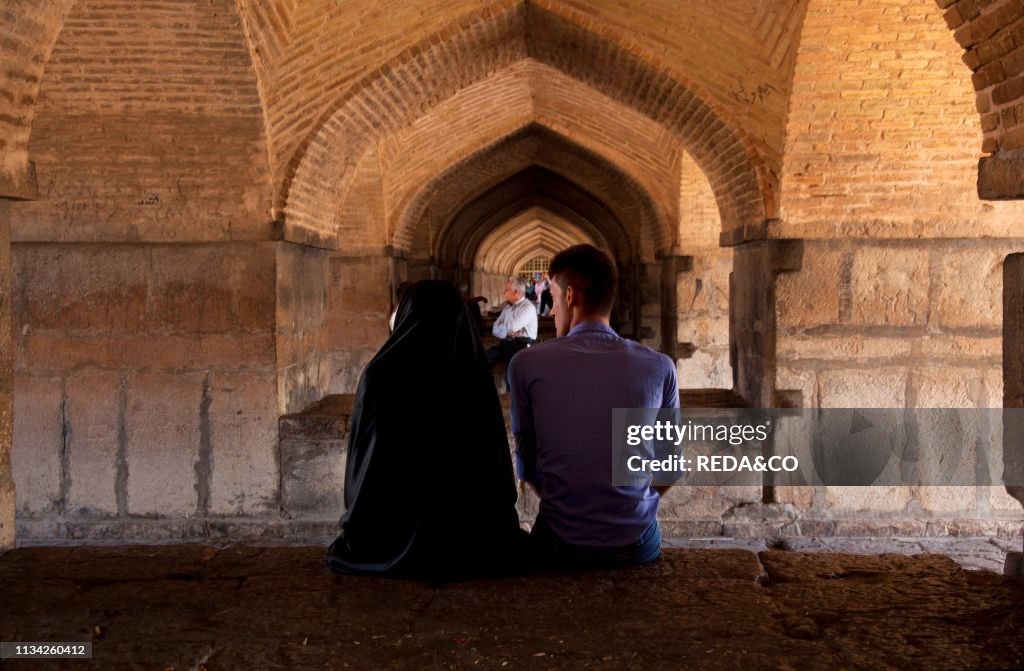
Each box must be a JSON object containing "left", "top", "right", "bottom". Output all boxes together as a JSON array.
[{"left": 564, "top": 285, "right": 577, "bottom": 308}]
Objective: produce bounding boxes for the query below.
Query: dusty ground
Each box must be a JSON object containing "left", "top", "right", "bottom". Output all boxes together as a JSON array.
[{"left": 1, "top": 544, "right": 1022, "bottom": 670}]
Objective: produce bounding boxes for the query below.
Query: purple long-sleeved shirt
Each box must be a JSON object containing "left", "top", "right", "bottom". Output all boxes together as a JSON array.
[{"left": 507, "top": 321, "right": 679, "bottom": 547}]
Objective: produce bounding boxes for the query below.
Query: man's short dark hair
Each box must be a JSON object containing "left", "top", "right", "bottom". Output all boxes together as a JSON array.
[{"left": 548, "top": 245, "right": 618, "bottom": 315}]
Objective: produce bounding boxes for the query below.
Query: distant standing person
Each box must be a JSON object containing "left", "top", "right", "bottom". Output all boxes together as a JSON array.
[
  {"left": 537, "top": 272, "right": 552, "bottom": 316},
  {"left": 485, "top": 277, "right": 538, "bottom": 366}
]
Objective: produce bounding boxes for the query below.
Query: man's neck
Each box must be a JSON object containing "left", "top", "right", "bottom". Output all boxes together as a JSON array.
[{"left": 569, "top": 314, "right": 611, "bottom": 330}]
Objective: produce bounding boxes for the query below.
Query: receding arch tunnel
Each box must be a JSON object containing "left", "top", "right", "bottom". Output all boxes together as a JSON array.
[{"left": 384, "top": 123, "right": 670, "bottom": 347}]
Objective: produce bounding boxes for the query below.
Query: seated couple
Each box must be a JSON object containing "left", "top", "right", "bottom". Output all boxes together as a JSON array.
[{"left": 326, "top": 245, "right": 679, "bottom": 580}]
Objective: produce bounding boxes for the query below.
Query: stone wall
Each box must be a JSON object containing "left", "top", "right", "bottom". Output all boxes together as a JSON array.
[
  {"left": 774, "top": 239, "right": 1024, "bottom": 530},
  {"left": 11, "top": 243, "right": 285, "bottom": 539}
]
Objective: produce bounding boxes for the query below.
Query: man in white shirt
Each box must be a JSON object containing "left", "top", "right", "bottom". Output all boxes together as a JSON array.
[{"left": 486, "top": 277, "right": 538, "bottom": 366}]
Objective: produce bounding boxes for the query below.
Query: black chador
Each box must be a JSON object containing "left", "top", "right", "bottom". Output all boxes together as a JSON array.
[{"left": 327, "top": 280, "right": 525, "bottom": 580}]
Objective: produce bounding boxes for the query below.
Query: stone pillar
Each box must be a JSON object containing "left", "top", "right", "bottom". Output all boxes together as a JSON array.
[
  {"left": 659, "top": 254, "right": 693, "bottom": 361},
  {"left": 0, "top": 200, "right": 13, "bottom": 552},
  {"left": 1003, "top": 253, "right": 1024, "bottom": 576},
  {"left": 276, "top": 243, "right": 331, "bottom": 414},
  {"left": 728, "top": 239, "right": 802, "bottom": 408},
  {"left": 0, "top": 161, "right": 33, "bottom": 552},
  {"left": 724, "top": 238, "right": 801, "bottom": 520}
]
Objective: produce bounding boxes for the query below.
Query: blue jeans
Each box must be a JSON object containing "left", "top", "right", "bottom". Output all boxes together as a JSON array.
[{"left": 529, "top": 515, "right": 661, "bottom": 569}]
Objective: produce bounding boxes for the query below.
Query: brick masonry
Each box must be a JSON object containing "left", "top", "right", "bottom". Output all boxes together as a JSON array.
[{"left": 781, "top": 0, "right": 1024, "bottom": 236}]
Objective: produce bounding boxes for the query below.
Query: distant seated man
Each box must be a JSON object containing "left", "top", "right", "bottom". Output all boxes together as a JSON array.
[
  {"left": 507, "top": 244, "right": 678, "bottom": 569},
  {"left": 485, "top": 278, "right": 538, "bottom": 366}
]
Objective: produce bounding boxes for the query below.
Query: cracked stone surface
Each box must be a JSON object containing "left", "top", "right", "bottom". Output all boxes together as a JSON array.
[{"left": 1, "top": 545, "right": 1022, "bottom": 670}]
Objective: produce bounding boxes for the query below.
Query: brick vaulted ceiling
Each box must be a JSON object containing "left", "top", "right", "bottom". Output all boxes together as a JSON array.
[
  {"left": 238, "top": 0, "right": 809, "bottom": 200},
  {"left": 7, "top": 0, "right": 1021, "bottom": 244}
]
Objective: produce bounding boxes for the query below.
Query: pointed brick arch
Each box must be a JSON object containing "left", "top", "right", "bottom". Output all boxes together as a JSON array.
[
  {"left": 283, "top": 2, "right": 770, "bottom": 248},
  {"left": 368, "top": 59, "right": 682, "bottom": 256},
  {"left": 937, "top": 0, "right": 1024, "bottom": 199},
  {"left": 434, "top": 165, "right": 636, "bottom": 272},
  {"left": 450, "top": 187, "right": 621, "bottom": 273},
  {"left": 475, "top": 208, "right": 595, "bottom": 275},
  {"left": 0, "top": 0, "right": 75, "bottom": 198},
  {"left": 399, "top": 125, "right": 656, "bottom": 262}
]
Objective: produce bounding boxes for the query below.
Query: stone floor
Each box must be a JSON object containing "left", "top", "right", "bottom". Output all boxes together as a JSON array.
[
  {"left": 1, "top": 543, "right": 1021, "bottom": 670},
  {"left": 662, "top": 535, "right": 1023, "bottom": 573}
]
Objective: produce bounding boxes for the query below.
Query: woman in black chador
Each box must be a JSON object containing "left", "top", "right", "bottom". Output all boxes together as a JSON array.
[{"left": 327, "top": 280, "right": 526, "bottom": 580}]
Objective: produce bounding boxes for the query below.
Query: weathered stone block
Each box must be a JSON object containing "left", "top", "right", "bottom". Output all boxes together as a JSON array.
[
  {"left": 979, "top": 154, "right": 1024, "bottom": 199},
  {"left": 15, "top": 246, "right": 148, "bottom": 332},
  {"left": 278, "top": 395, "right": 352, "bottom": 518},
  {"left": 328, "top": 316, "right": 390, "bottom": 350},
  {"left": 851, "top": 247, "right": 929, "bottom": 325},
  {"left": 208, "top": 373, "right": 279, "bottom": 515},
  {"left": 280, "top": 438, "right": 346, "bottom": 518},
  {"left": 277, "top": 243, "right": 331, "bottom": 416},
  {"left": 677, "top": 350, "right": 731, "bottom": 389},
  {"left": 818, "top": 369, "right": 906, "bottom": 408},
  {"left": 11, "top": 376, "right": 62, "bottom": 516},
  {"left": 66, "top": 371, "right": 121, "bottom": 516},
  {"left": 982, "top": 367, "right": 1003, "bottom": 409},
  {"left": 774, "top": 367, "right": 815, "bottom": 407},
  {"left": 912, "top": 486, "right": 977, "bottom": 514},
  {"left": 989, "top": 485, "right": 1024, "bottom": 512},
  {"left": 937, "top": 249, "right": 1003, "bottom": 329},
  {"left": 825, "top": 486, "right": 911, "bottom": 512},
  {"left": 773, "top": 485, "right": 814, "bottom": 510},
  {"left": 146, "top": 247, "right": 269, "bottom": 332},
  {"left": 125, "top": 373, "right": 202, "bottom": 516},
  {"left": 911, "top": 367, "right": 978, "bottom": 408},
  {"left": 920, "top": 336, "right": 1002, "bottom": 360},
  {"left": 330, "top": 348, "right": 377, "bottom": 394},
  {"left": 677, "top": 318, "right": 729, "bottom": 348},
  {"left": 278, "top": 355, "right": 330, "bottom": 416},
  {"left": 659, "top": 485, "right": 759, "bottom": 521},
  {"left": 331, "top": 256, "right": 391, "bottom": 315},
  {"left": 776, "top": 248, "right": 843, "bottom": 329},
  {"left": 777, "top": 335, "right": 913, "bottom": 363}
]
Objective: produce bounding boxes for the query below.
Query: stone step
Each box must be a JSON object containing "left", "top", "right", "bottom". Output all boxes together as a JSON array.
[
  {"left": 280, "top": 388, "right": 750, "bottom": 443},
  {"left": 277, "top": 388, "right": 748, "bottom": 517}
]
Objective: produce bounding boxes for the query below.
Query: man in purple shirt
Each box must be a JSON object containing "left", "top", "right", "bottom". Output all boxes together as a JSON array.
[{"left": 507, "top": 244, "right": 679, "bottom": 568}]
